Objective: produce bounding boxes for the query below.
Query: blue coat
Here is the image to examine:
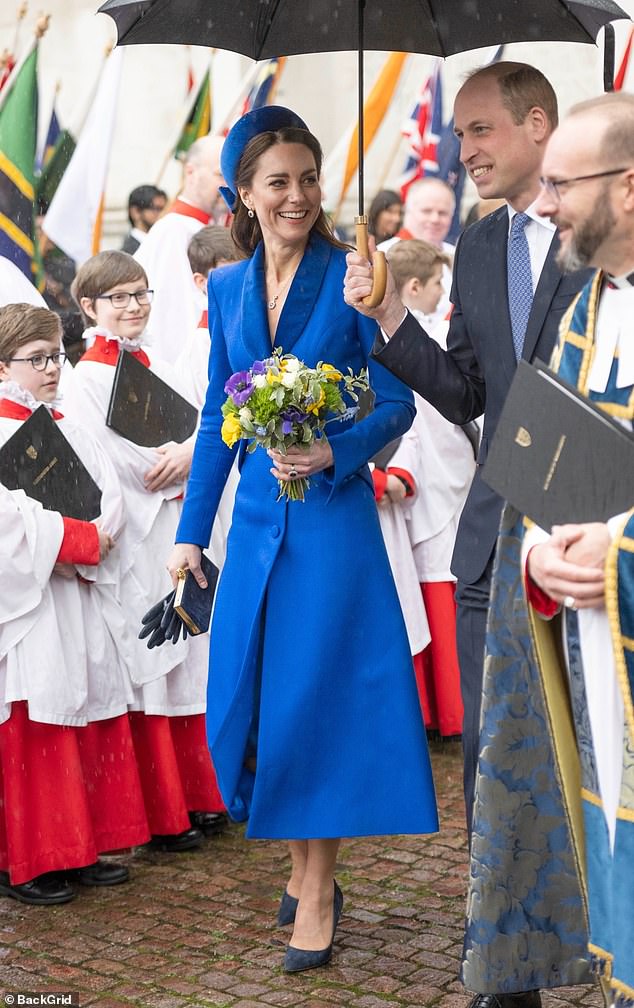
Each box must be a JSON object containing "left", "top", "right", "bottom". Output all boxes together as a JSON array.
[{"left": 177, "top": 233, "right": 438, "bottom": 839}]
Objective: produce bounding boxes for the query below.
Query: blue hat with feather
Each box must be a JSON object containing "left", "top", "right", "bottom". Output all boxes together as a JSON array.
[{"left": 219, "top": 105, "right": 309, "bottom": 213}]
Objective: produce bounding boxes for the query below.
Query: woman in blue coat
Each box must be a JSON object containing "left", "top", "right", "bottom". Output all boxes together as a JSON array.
[{"left": 168, "top": 106, "right": 438, "bottom": 973}]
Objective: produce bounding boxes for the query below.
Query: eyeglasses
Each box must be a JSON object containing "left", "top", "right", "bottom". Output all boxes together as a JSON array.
[
  {"left": 95, "top": 289, "right": 154, "bottom": 308},
  {"left": 8, "top": 351, "right": 67, "bottom": 371},
  {"left": 540, "top": 167, "right": 630, "bottom": 201}
]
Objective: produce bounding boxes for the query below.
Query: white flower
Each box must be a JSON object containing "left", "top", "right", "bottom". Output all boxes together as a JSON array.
[
  {"left": 253, "top": 374, "right": 267, "bottom": 388},
  {"left": 238, "top": 406, "right": 253, "bottom": 422},
  {"left": 281, "top": 371, "right": 297, "bottom": 388},
  {"left": 283, "top": 356, "right": 302, "bottom": 373}
]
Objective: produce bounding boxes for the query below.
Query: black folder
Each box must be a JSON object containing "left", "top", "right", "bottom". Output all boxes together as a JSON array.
[
  {"left": 106, "top": 350, "right": 197, "bottom": 448},
  {"left": 482, "top": 359, "right": 634, "bottom": 528},
  {"left": 0, "top": 405, "right": 102, "bottom": 521}
]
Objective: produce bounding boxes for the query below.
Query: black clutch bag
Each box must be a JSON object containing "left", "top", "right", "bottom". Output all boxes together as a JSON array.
[
  {"left": 483, "top": 359, "right": 634, "bottom": 528},
  {"left": 106, "top": 349, "right": 198, "bottom": 448},
  {"left": 0, "top": 405, "right": 102, "bottom": 520},
  {"left": 174, "top": 553, "right": 219, "bottom": 634},
  {"left": 139, "top": 554, "right": 219, "bottom": 647}
]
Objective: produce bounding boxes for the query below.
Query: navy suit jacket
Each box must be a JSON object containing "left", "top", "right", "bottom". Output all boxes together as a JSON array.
[{"left": 373, "top": 206, "right": 592, "bottom": 586}]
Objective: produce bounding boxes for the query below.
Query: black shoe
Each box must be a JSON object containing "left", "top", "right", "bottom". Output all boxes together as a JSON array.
[
  {"left": 284, "top": 880, "right": 344, "bottom": 973},
  {"left": 188, "top": 811, "right": 228, "bottom": 836},
  {"left": 0, "top": 871, "right": 75, "bottom": 906},
  {"left": 467, "top": 995, "right": 542, "bottom": 1008},
  {"left": 69, "top": 860, "right": 130, "bottom": 887},
  {"left": 147, "top": 827, "right": 203, "bottom": 852}
]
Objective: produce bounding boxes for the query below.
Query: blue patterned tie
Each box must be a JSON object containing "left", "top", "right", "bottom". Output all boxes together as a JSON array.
[{"left": 507, "top": 212, "right": 533, "bottom": 360}]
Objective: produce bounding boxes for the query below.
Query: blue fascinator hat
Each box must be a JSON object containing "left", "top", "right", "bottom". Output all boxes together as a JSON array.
[{"left": 219, "top": 105, "right": 309, "bottom": 213}]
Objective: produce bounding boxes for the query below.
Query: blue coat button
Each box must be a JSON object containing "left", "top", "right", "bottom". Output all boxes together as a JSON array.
[{"left": 271, "top": 525, "right": 281, "bottom": 539}]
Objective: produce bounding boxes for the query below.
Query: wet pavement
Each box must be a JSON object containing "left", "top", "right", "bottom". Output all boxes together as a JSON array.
[{"left": 0, "top": 741, "right": 603, "bottom": 1008}]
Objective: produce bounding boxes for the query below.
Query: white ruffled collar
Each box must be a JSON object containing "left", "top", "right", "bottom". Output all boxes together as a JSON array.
[
  {"left": 83, "top": 325, "right": 150, "bottom": 352},
  {"left": 0, "top": 379, "right": 63, "bottom": 414}
]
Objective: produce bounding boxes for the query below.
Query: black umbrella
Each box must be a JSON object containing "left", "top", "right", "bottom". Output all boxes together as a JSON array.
[{"left": 99, "top": 0, "right": 629, "bottom": 303}]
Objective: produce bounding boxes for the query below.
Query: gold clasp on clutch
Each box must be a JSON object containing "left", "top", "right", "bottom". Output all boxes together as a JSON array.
[{"left": 514, "top": 426, "right": 532, "bottom": 447}]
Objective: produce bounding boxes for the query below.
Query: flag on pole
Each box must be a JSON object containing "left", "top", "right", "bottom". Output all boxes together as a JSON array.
[
  {"left": 0, "top": 41, "right": 38, "bottom": 281},
  {"left": 0, "top": 52, "right": 16, "bottom": 92},
  {"left": 43, "top": 47, "right": 124, "bottom": 266},
  {"left": 614, "top": 26, "right": 634, "bottom": 90},
  {"left": 241, "top": 57, "right": 286, "bottom": 115},
  {"left": 36, "top": 92, "right": 61, "bottom": 173},
  {"left": 323, "top": 52, "right": 408, "bottom": 216},
  {"left": 174, "top": 69, "right": 211, "bottom": 159},
  {"left": 398, "top": 61, "right": 443, "bottom": 200}
]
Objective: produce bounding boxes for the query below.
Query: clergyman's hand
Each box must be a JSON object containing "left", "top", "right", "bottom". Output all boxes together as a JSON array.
[{"left": 527, "top": 523, "right": 606, "bottom": 609}]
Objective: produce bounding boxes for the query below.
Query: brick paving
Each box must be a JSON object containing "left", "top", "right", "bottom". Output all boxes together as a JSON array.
[{"left": 0, "top": 741, "right": 603, "bottom": 1008}]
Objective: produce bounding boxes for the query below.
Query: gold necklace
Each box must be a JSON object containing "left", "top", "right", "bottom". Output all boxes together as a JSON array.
[{"left": 267, "top": 271, "right": 294, "bottom": 311}]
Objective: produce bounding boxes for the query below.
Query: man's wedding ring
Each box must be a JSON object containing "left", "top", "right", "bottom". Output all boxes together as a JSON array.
[
  {"left": 288, "top": 468, "right": 298, "bottom": 479},
  {"left": 563, "top": 595, "right": 577, "bottom": 610},
  {"left": 176, "top": 567, "right": 187, "bottom": 580}
]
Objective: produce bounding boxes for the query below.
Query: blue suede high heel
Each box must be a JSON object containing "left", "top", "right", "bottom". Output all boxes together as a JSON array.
[
  {"left": 283, "top": 880, "right": 343, "bottom": 973},
  {"left": 277, "top": 889, "right": 299, "bottom": 926}
]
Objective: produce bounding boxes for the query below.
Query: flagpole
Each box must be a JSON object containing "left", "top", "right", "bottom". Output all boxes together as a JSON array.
[
  {"left": 12, "top": 2, "right": 28, "bottom": 60},
  {"left": 0, "top": 12, "right": 48, "bottom": 115}
]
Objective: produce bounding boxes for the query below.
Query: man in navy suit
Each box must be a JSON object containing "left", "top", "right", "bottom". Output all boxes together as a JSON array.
[{"left": 345, "top": 61, "right": 591, "bottom": 1008}]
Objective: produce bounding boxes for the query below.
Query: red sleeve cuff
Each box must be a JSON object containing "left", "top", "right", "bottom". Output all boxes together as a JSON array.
[
  {"left": 57, "top": 517, "right": 100, "bottom": 565},
  {"left": 524, "top": 547, "right": 559, "bottom": 618},
  {"left": 372, "top": 468, "right": 388, "bottom": 501},
  {"left": 387, "top": 466, "right": 415, "bottom": 497}
]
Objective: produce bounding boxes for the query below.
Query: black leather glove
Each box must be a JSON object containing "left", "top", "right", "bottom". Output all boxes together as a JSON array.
[{"left": 138, "top": 589, "right": 181, "bottom": 648}]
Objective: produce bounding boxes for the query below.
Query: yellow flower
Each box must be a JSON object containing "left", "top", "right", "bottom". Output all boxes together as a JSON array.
[
  {"left": 266, "top": 370, "right": 283, "bottom": 385},
  {"left": 221, "top": 413, "right": 242, "bottom": 447},
  {"left": 321, "top": 363, "right": 343, "bottom": 382},
  {"left": 306, "top": 386, "right": 326, "bottom": 414}
]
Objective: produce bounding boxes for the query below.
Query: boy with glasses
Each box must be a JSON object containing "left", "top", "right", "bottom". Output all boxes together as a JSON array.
[
  {"left": 0, "top": 302, "right": 149, "bottom": 904},
  {"left": 66, "top": 250, "right": 226, "bottom": 851}
]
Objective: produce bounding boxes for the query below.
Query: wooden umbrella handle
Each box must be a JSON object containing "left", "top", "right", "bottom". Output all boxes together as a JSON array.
[{"left": 355, "top": 216, "right": 387, "bottom": 308}]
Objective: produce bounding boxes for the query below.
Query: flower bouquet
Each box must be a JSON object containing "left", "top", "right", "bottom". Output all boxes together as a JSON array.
[{"left": 221, "top": 348, "right": 369, "bottom": 501}]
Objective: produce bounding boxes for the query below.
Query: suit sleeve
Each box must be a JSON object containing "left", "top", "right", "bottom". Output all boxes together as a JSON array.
[
  {"left": 371, "top": 234, "right": 486, "bottom": 424},
  {"left": 326, "top": 310, "right": 416, "bottom": 496},
  {"left": 175, "top": 280, "right": 237, "bottom": 548}
]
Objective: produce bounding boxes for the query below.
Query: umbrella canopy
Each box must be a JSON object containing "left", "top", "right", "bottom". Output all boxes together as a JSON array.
[
  {"left": 99, "top": 0, "right": 627, "bottom": 58},
  {"left": 99, "top": 0, "right": 629, "bottom": 304}
]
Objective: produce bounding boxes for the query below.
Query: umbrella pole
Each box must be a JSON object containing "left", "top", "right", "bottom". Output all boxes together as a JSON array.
[{"left": 354, "top": 0, "right": 387, "bottom": 306}]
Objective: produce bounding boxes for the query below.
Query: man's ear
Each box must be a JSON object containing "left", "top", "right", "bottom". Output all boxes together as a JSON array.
[
  {"left": 192, "top": 271, "right": 208, "bottom": 294},
  {"left": 0, "top": 359, "right": 11, "bottom": 381},
  {"left": 80, "top": 296, "right": 97, "bottom": 323},
  {"left": 622, "top": 169, "right": 634, "bottom": 213},
  {"left": 527, "top": 106, "right": 549, "bottom": 144}
]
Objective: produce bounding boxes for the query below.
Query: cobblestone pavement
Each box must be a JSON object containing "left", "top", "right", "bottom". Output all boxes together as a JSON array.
[{"left": 0, "top": 741, "right": 603, "bottom": 1008}]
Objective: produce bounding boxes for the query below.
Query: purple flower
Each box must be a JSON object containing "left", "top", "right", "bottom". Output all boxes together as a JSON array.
[
  {"left": 252, "top": 359, "right": 268, "bottom": 375},
  {"left": 280, "top": 405, "right": 309, "bottom": 435},
  {"left": 224, "top": 370, "right": 254, "bottom": 406}
]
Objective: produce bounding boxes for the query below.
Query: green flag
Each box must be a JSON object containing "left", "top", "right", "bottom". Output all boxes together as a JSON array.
[
  {"left": 36, "top": 128, "right": 76, "bottom": 210},
  {"left": 0, "top": 43, "right": 39, "bottom": 282},
  {"left": 174, "top": 71, "right": 211, "bottom": 159}
]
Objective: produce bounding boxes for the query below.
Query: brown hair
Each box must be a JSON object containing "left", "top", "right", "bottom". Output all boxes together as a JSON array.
[
  {"left": 387, "top": 239, "right": 448, "bottom": 292},
  {"left": 71, "top": 250, "right": 148, "bottom": 326},
  {"left": 0, "top": 303, "right": 62, "bottom": 361},
  {"left": 187, "top": 225, "right": 240, "bottom": 274},
  {"left": 464, "top": 61, "right": 558, "bottom": 131},
  {"left": 231, "top": 127, "right": 348, "bottom": 256}
]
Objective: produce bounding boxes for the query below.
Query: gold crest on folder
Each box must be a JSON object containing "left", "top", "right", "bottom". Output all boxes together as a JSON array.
[{"left": 514, "top": 426, "right": 532, "bottom": 447}]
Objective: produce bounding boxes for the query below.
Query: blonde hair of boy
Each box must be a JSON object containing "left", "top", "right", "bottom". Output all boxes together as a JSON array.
[{"left": 386, "top": 239, "right": 449, "bottom": 294}]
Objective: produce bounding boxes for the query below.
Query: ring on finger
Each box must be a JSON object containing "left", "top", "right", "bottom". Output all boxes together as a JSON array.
[
  {"left": 563, "top": 594, "right": 577, "bottom": 610},
  {"left": 288, "top": 467, "right": 298, "bottom": 479}
]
